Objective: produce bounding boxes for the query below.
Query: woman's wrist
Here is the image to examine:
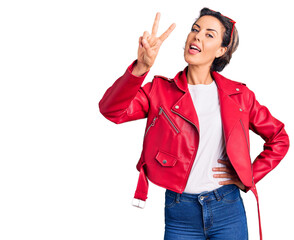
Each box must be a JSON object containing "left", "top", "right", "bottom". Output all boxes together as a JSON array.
[{"left": 132, "top": 61, "right": 150, "bottom": 76}]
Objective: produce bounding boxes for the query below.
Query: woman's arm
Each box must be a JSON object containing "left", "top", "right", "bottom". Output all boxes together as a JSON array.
[
  {"left": 98, "top": 60, "right": 153, "bottom": 124},
  {"left": 247, "top": 89, "right": 290, "bottom": 188},
  {"left": 99, "top": 12, "right": 175, "bottom": 124}
]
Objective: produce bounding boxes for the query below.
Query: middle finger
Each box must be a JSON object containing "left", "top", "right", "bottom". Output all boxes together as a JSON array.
[{"left": 212, "top": 167, "right": 233, "bottom": 173}]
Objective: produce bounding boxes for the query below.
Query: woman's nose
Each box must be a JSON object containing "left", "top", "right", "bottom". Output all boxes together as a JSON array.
[{"left": 194, "top": 30, "right": 204, "bottom": 42}]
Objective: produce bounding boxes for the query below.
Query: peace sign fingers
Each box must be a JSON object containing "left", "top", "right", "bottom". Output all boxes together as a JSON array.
[
  {"left": 159, "top": 22, "right": 176, "bottom": 43},
  {"left": 133, "top": 12, "right": 176, "bottom": 76},
  {"left": 151, "top": 12, "right": 176, "bottom": 42}
]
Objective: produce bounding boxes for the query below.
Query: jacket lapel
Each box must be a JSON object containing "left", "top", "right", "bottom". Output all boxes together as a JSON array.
[
  {"left": 212, "top": 71, "right": 244, "bottom": 144},
  {"left": 171, "top": 69, "right": 200, "bottom": 131},
  {"left": 171, "top": 67, "right": 244, "bottom": 144}
]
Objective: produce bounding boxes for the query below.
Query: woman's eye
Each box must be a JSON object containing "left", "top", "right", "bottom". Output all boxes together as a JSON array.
[{"left": 191, "top": 29, "right": 213, "bottom": 38}]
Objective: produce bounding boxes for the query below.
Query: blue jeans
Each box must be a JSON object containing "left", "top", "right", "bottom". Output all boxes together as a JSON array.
[{"left": 164, "top": 184, "right": 248, "bottom": 240}]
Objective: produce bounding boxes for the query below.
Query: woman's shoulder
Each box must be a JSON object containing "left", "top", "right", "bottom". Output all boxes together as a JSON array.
[
  {"left": 213, "top": 72, "right": 257, "bottom": 107},
  {"left": 213, "top": 71, "right": 246, "bottom": 85},
  {"left": 153, "top": 74, "right": 173, "bottom": 82},
  {"left": 212, "top": 71, "right": 250, "bottom": 93}
]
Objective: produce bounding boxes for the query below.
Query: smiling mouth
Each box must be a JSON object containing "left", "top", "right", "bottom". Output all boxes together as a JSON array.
[{"left": 190, "top": 45, "right": 201, "bottom": 52}]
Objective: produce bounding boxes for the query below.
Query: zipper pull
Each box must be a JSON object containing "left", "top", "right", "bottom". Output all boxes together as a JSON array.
[
  {"left": 144, "top": 116, "right": 158, "bottom": 138},
  {"left": 159, "top": 107, "right": 163, "bottom": 115},
  {"left": 151, "top": 116, "right": 157, "bottom": 126}
]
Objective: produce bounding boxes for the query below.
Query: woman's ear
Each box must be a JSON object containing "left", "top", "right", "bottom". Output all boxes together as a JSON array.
[{"left": 216, "top": 46, "right": 227, "bottom": 58}]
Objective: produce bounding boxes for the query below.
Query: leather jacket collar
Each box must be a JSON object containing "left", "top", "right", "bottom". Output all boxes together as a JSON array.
[{"left": 173, "top": 66, "right": 245, "bottom": 95}]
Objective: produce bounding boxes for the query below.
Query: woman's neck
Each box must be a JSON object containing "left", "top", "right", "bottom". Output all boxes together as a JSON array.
[{"left": 186, "top": 64, "right": 213, "bottom": 85}]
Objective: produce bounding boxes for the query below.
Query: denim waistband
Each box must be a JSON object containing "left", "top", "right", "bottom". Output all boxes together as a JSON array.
[{"left": 166, "top": 184, "right": 239, "bottom": 202}]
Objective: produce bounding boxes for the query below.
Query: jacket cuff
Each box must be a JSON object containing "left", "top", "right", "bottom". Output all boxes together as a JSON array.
[{"left": 127, "top": 60, "right": 150, "bottom": 78}]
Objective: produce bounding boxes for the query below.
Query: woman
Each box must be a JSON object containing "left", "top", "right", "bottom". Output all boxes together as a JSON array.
[{"left": 99, "top": 8, "right": 289, "bottom": 240}]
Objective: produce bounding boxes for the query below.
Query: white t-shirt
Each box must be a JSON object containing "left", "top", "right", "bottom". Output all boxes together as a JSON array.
[{"left": 183, "top": 80, "right": 231, "bottom": 194}]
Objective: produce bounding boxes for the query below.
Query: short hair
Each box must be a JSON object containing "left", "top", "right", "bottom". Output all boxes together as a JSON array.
[{"left": 193, "top": 7, "right": 239, "bottom": 72}]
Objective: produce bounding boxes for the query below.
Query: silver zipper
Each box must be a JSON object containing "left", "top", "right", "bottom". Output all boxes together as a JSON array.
[
  {"left": 171, "top": 109, "right": 198, "bottom": 133},
  {"left": 144, "top": 116, "right": 157, "bottom": 137},
  {"left": 240, "top": 119, "right": 254, "bottom": 186},
  {"left": 159, "top": 107, "right": 180, "bottom": 133},
  {"left": 240, "top": 119, "right": 250, "bottom": 156}
]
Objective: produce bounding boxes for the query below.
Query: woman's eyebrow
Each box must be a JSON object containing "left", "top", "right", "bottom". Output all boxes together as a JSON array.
[{"left": 193, "top": 23, "right": 218, "bottom": 34}]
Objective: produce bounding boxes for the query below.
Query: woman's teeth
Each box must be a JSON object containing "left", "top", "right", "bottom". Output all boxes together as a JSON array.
[{"left": 190, "top": 45, "right": 201, "bottom": 52}]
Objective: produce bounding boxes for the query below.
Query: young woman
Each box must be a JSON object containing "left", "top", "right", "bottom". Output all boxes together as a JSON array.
[{"left": 99, "top": 7, "right": 289, "bottom": 240}]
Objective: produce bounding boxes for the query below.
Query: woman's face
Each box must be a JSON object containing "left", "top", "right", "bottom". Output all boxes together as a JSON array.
[{"left": 184, "top": 15, "right": 227, "bottom": 67}]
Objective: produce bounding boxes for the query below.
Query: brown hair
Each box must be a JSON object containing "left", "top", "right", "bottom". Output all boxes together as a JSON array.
[{"left": 193, "top": 7, "right": 239, "bottom": 72}]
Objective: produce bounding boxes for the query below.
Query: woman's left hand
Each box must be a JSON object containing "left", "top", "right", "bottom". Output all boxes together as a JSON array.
[{"left": 212, "top": 159, "right": 246, "bottom": 191}]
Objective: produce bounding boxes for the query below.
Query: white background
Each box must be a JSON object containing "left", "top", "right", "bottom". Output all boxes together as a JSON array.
[{"left": 0, "top": 0, "right": 293, "bottom": 239}]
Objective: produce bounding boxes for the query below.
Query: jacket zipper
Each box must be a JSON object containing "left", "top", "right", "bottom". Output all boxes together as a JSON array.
[
  {"left": 240, "top": 119, "right": 255, "bottom": 185},
  {"left": 240, "top": 119, "right": 250, "bottom": 154},
  {"left": 171, "top": 108, "right": 199, "bottom": 192},
  {"left": 144, "top": 116, "right": 157, "bottom": 137},
  {"left": 159, "top": 107, "right": 180, "bottom": 133}
]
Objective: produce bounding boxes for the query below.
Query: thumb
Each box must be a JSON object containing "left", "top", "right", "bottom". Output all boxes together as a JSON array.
[{"left": 139, "top": 36, "right": 143, "bottom": 48}]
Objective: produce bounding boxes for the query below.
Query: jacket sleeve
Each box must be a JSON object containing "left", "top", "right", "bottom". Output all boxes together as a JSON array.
[
  {"left": 98, "top": 60, "right": 154, "bottom": 124},
  {"left": 246, "top": 89, "right": 290, "bottom": 190}
]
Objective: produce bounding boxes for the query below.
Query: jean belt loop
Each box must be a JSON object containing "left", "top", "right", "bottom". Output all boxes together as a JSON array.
[
  {"left": 175, "top": 193, "right": 181, "bottom": 203},
  {"left": 213, "top": 188, "right": 221, "bottom": 201}
]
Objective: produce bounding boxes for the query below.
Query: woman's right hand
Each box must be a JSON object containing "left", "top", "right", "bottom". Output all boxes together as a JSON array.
[{"left": 132, "top": 12, "right": 176, "bottom": 76}]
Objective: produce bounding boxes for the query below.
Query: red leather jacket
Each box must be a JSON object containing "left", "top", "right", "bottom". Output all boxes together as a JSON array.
[{"left": 99, "top": 60, "right": 290, "bottom": 240}]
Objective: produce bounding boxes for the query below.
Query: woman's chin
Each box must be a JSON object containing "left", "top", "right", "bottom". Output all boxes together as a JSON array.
[{"left": 184, "top": 55, "right": 199, "bottom": 65}]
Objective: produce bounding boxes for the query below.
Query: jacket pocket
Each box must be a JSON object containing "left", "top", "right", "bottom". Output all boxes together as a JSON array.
[
  {"left": 159, "top": 106, "right": 180, "bottom": 134},
  {"left": 155, "top": 150, "right": 178, "bottom": 167}
]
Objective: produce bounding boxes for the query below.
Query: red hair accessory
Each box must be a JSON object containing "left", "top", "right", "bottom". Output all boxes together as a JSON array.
[{"left": 209, "top": 9, "right": 236, "bottom": 40}]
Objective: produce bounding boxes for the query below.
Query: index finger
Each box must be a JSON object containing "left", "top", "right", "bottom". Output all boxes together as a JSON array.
[
  {"left": 159, "top": 23, "right": 176, "bottom": 42},
  {"left": 151, "top": 12, "right": 160, "bottom": 36},
  {"left": 218, "top": 159, "right": 233, "bottom": 167}
]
